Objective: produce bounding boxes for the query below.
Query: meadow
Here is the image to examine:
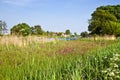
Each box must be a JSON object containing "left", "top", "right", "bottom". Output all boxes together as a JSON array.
[{"left": 0, "top": 36, "right": 120, "bottom": 80}]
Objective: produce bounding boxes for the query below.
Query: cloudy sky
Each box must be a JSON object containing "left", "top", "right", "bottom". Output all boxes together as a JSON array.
[{"left": 0, "top": 0, "right": 120, "bottom": 33}]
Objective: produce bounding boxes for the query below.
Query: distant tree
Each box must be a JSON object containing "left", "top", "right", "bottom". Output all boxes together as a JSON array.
[
  {"left": 30, "top": 27, "right": 35, "bottom": 34},
  {"left": 65, "top": 29, "right": 71, "bottom": 35},
  {"left": 88, "top": 5, "right": 120, "bottom": 36},
  {"left": 11, "top": 23, "right": 31, "bottom": 36},
  {"left": 57, "top": 32, "right": 62, "bottom": 37},
  {"left": 80, "top": 31, "right": 89, "bottom": 37},
  {"left": 49, "top": 32, "right": 54, "bottom": 37},
  {"left": 31, "top": 25, "right": 45, "bottom": 35},
  {"left": 0, "top": 20, "right": 7, "bottom": 35},
  {"left": 74, "top": 32, "right": 78, "bottom": 36},
  {"left": 46, "top": 31, "right": 50, "bottom": 36}
]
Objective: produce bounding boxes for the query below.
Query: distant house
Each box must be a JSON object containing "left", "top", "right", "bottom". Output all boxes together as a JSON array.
[
  {"left": 53, "top": 32, "right": 58, "bottom": 36},
  {"left": 61, "top": 33, "right": 70, "bottom": 37},
  {"left": 52, "top": 32, "right": 70, "bottom": 37}
]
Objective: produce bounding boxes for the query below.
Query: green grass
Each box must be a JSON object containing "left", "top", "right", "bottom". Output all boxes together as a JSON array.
[{"left": 0, "top": 37, "right": 120, "bottom": 80}]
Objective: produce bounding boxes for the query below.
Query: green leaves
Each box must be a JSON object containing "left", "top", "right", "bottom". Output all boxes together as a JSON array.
[
  {"left": 11, "top": 23, "right": 31, "bottom": 36},
  {"left": 88, "top": 5, "right": 120, "bottom": 36},
  {"left": 80, "top": 31, "right": 89, "bottom": 37},
  {"left": 65, "top": 29, "right": 71, "bottom": 35},
  {"left": 31, "top": 25, "right": 45, "bottom": 35}
]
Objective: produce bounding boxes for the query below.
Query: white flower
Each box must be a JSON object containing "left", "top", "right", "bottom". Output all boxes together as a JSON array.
[
  {"left": 116, "top": 76, "right": 120, "bottom": 79},
  {"left": 101, "top": 70, "right": 107, "bottom": 73},
  {"left": 114, "top": 64, "right": 119, "bottom": 68},
  {"left": 116, "top": 71, "right": 120, "bottom": 74},
  {"left": 113, "top": 54, "right": 120, "bottom": 57},
  {"left": 110, "top": 58, "right": 113, "bottom": 61},
  {"left": 102, "top": 53, "right": 120, "bottom": 79},
  {"left": 104, "top": 56, "right": 107, "bottom": 59},
  {"left": 106, "top": 68, "right": 111, "bottom": 71},
  {"left": 109, "top": 72, "right": 115, "bottom": 76},
  {"left": 114, "top": 57, "right": 120, "bottom": 61}
]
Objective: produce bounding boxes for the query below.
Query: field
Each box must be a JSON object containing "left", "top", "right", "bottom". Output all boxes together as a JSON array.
[{"left": 0, "top": 36, "right": 120, "bottom": 80}]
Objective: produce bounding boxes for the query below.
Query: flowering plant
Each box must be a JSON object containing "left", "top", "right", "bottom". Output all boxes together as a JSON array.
[{"left": 102, "top": 53, "right": 120, "bottom": 80}]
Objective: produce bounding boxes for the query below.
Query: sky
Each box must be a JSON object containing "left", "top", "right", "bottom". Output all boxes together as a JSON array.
[{"left": 0, "top": 0, "right": 120, "bottom": 34}]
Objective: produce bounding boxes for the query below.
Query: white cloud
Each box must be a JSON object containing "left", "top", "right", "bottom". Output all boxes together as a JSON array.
[{"left": 2, "top": 0, "right": 34, "bottom": 6}]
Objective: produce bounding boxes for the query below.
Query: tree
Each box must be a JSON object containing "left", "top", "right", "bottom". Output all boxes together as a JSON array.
[
  {"left": 80, "top": 31, "right": 89, "bottom": 37},
  {"left": 57, "top": 32, "right": 62, "bottom": 37},
  {"left": 0, "top": 20, "right": 7, "bottom": 35},
  {"left": 88, "top": 5, "right": 120, "bottom": 36},
  {"left": 31, "top": 25, "right": 45, "bottom": 35},
  {"left": 65, "top": 29, "right": 71, "bottom": 35},
  {"left": 30, "top": 27, "right": 35, "bottom": 34},
  {"left": 11, "top": 23, "right": 31, "bottom": 36},
  {"left": 74, "top": 32, "right": 78, "bottom": 36}
]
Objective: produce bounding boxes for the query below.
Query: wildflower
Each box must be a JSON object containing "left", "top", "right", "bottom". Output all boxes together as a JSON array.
[
  {"left": 104, "top": 56, "right": 107, "bottom": 59},
  {"left": 101, "top": 70, "right": 107, "bottom": 73},
  {"left": 102, "top": 53, "right": 120, "bottom": 79},
  {"left": 109, "top": 72, "right": 115, "bottom": 76},
  {"left": 106, "top": 68, "right": 111, "bottom": 71},
  {"left": 116, "top": 76, "right": 120, "bottom": 79},
  {"left": 115, "top": 71, "right": 120, "bottom": 74},
  {"left": 113, "top": 57, "right": 120, "bottom": 61},
  {"left": 95, "top": 58, "right": 97, "bottom": 60},
  {"left": 110, "top": 58, "right": 113, "bottom": 61},
  {"left": 113, "top": 53, "right": 120, "bottom": 57},
  {"left": 114, "top": 64, "right": 119, "bottom": 68}
]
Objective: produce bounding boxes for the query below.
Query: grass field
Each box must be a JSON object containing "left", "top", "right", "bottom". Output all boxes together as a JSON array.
[{"left": 0, "top": 36, "right": 120, "bottom": 80}]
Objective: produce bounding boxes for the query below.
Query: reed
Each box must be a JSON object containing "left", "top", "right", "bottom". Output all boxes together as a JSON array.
[{"left": 0, "top": 36, "right": 119, "bottom": 80}]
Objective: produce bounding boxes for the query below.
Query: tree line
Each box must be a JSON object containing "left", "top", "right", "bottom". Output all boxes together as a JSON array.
[
  {"left": 11, "top": 23, "right": 72, "bottom": 37},
  {"left": 1, "top": 5, "right": 120, "bottom": 37},
  {"left": 0, "top": 21, "right": 72, "bottom": 37}
]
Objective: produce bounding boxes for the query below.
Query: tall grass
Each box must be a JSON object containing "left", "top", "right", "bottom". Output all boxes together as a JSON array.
[{"left": 0, "top": 36, "right": 119, "bottom": 80}]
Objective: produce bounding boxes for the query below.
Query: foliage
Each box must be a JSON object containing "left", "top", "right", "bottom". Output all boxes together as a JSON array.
[
  {"left": 65, "top": 29, "right": 71, "bottom": 35},
  {"left": 11, "top": 23, "right": 31, "bottom": 36},
  {"left": 80, "top": 31, "right": 89, "bottom": 37},
  {"left": 57, "top": 32, "right": 62, "bottom": 37},
  {"left": 74, "top": 32, "right": 78, "bottom": 36},
  {"left": 0, "top": 36, "right": 119, "bottom": 80},
  {"left": 0, "top": 20, "right": 7, "bottom": 35},
  {"left": 47, "top": 31, "right": 55, "bottom": 37},
  {"left": 102, "top": 53, "right": 120, "bottom": 79},
  {"left": 88, "top": 5, "right": 120, "bottom": 36},
  {"left": 31, "top": 25, "right": 45, "bottom": 35}
]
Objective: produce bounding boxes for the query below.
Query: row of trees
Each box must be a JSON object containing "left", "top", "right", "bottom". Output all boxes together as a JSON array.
[
  {"left": 10, "top": 22, "right": 88, "bottom": 37},
  {"left": 11, "top": 23, "right": 45, "bottom": 36},
  {"left": 10, "top": 23, "right": 72, "bottom": 37},
  {"left": 1, "top": 5, "right": 120, "bottom": 37},
  {"left": 0, "top": 21, "right": 77, "bottom": 37},
  {"left": 0, "top": 20, "right": 88, "bottom": 37}
]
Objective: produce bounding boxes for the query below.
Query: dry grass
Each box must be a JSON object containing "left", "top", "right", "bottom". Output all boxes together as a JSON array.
[
  {"left": 0, "top": 36, "right": 55, "bottom": 47},
  {"left": 0, "top": 36, "right": 118, "bottom": 80},
  {"left": 87, "top": 35, "right": 116, "bottom": 41}
]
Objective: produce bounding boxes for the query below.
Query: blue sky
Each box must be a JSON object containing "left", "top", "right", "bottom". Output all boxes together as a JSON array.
[{"left": 0, "top": 0, "right": 120, "bottom": 34}]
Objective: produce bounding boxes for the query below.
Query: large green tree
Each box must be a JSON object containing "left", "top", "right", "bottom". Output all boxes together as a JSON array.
[
  {"left": 88, "top": 5, "right": 120, "bottom": 36},
  {"left": 11, "top": 23, "right": 31, "bottom": 36},
  {"left": 0, "top": 20, "right": 7, "bottom": 35}
]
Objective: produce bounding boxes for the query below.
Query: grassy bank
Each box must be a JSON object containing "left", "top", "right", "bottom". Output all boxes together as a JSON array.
[{"left": 0, "top": 36, "right": 119, "bottom": 80}]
